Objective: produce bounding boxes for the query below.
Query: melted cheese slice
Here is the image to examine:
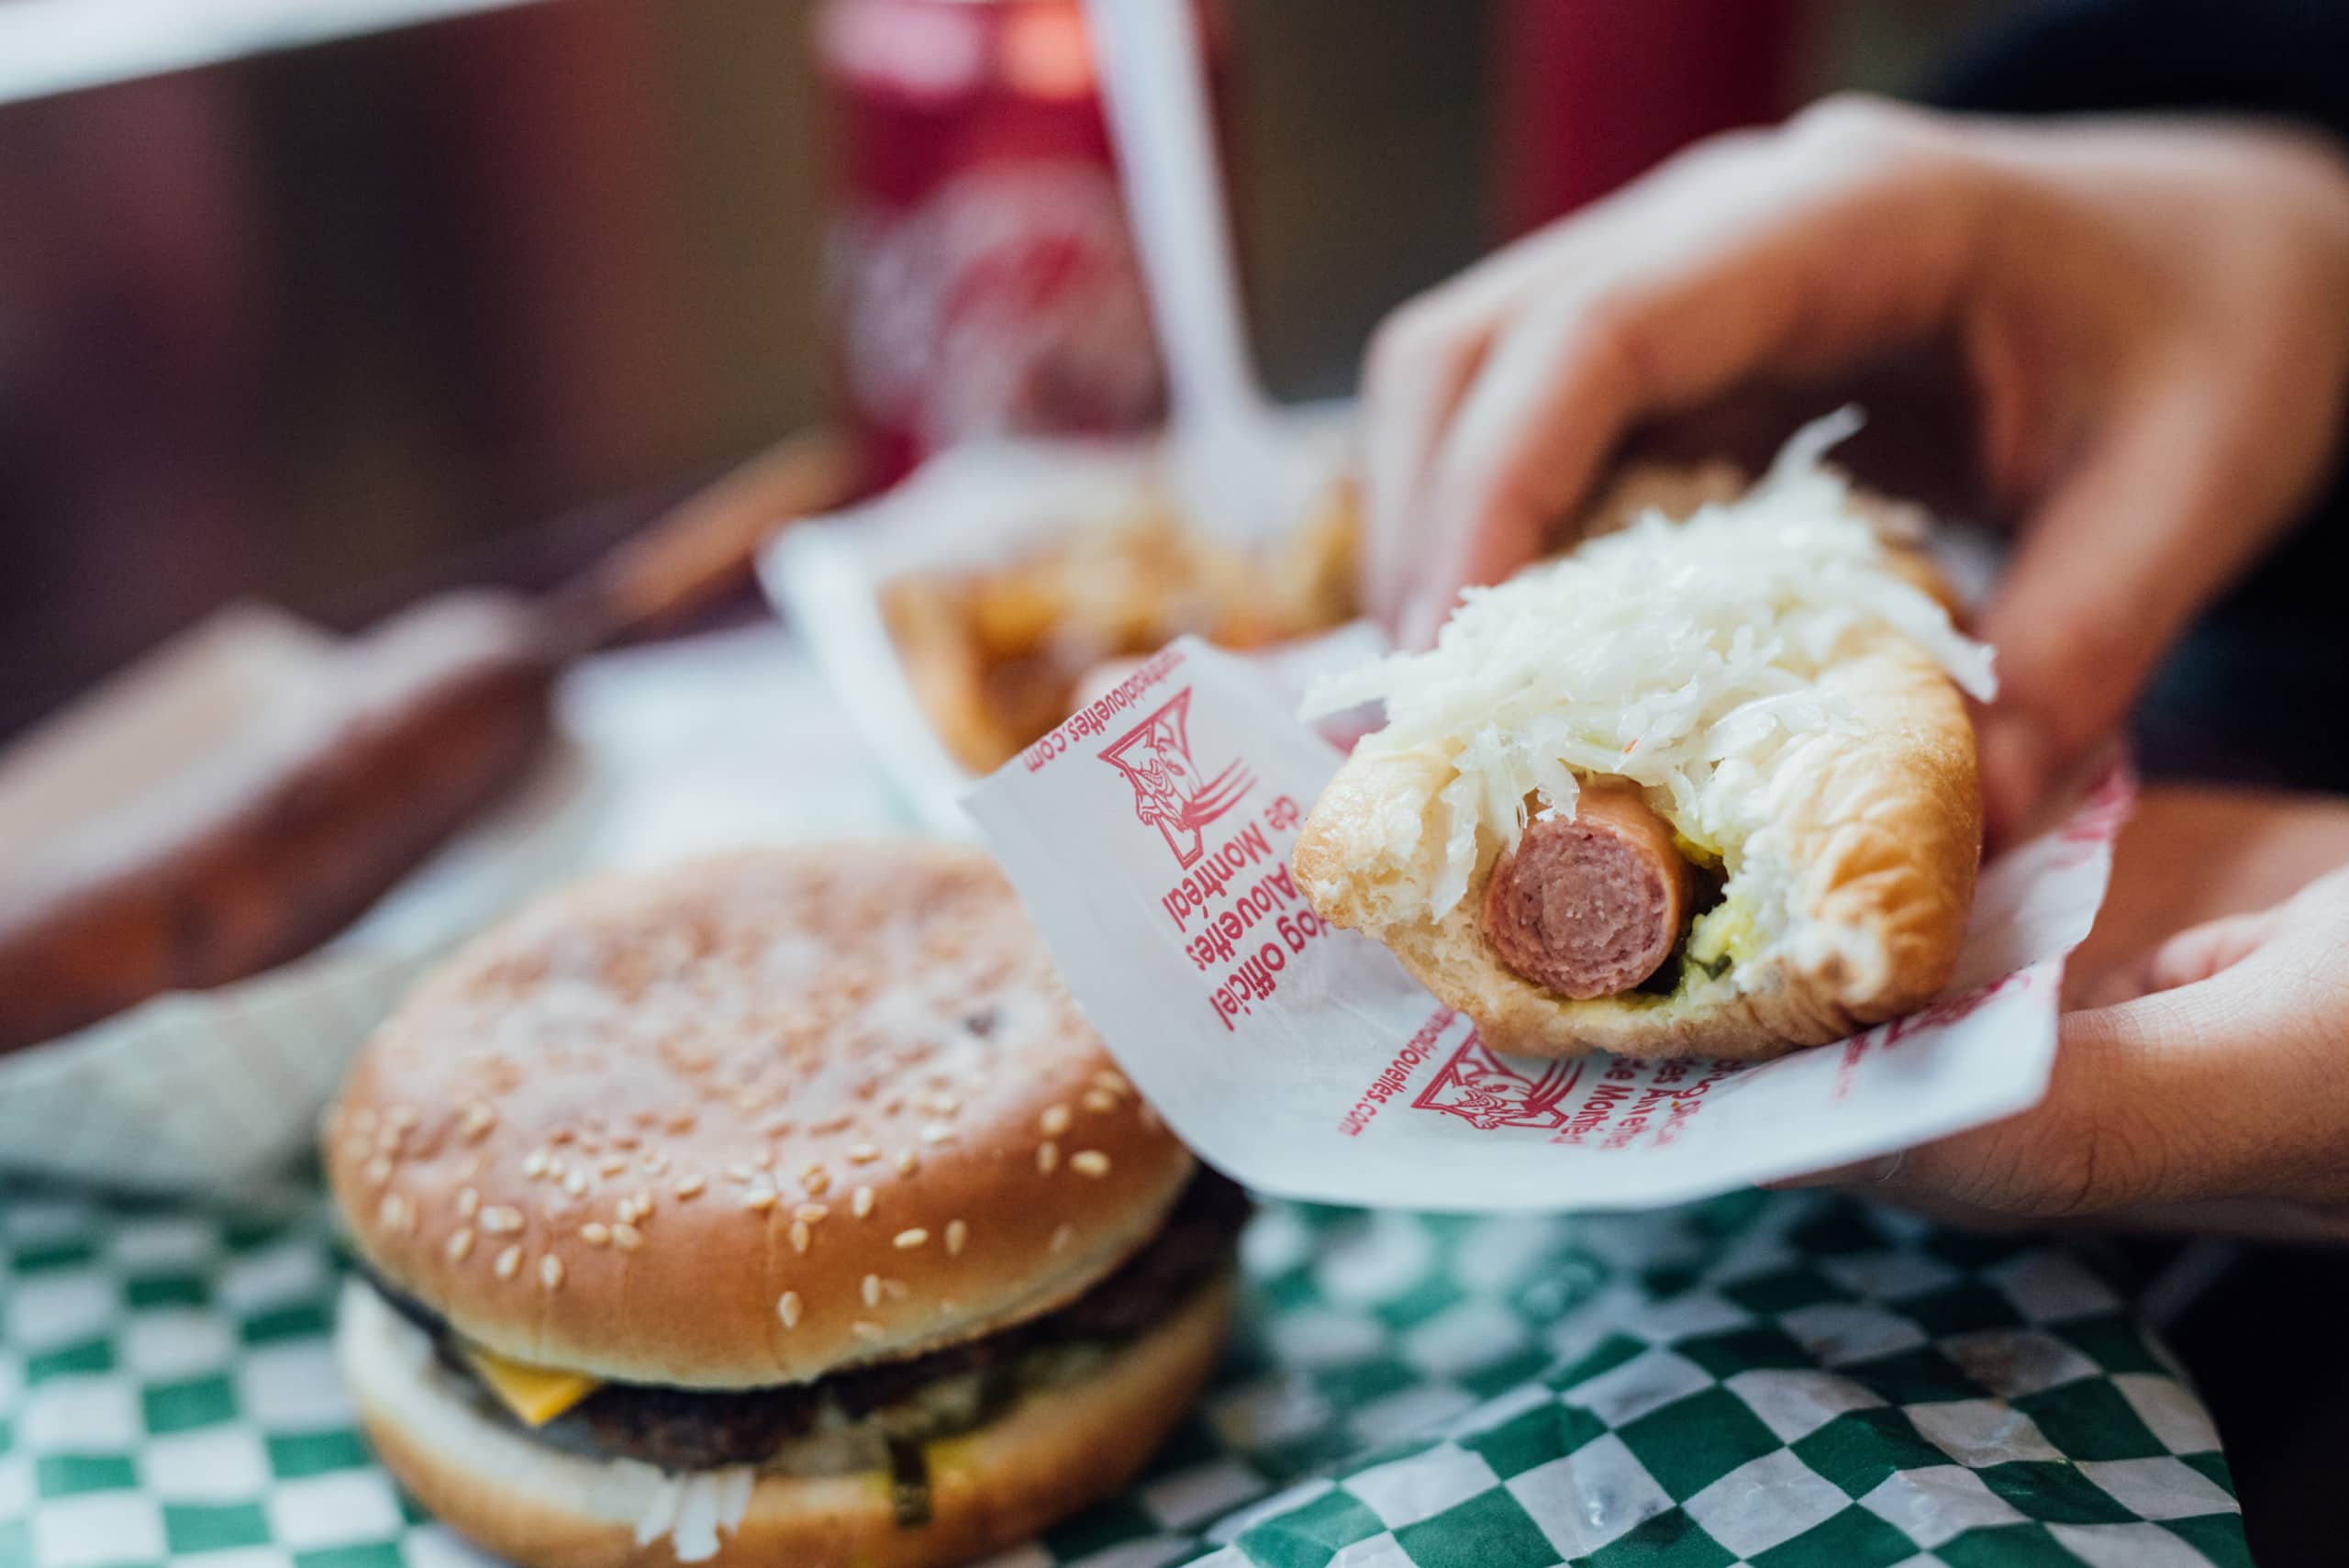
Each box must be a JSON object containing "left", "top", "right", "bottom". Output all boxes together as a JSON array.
[{"left": 460, "top": 1343, "right": 601, "bottom": 1426}]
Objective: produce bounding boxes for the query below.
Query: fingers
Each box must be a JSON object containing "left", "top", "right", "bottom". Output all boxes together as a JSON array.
[
  {"left": 2142, "top": 910, "right": 2285, "bottom": 994},
  {"left": 1361, "top": 297, "right": 1503, "bottom": 634},
  {"left": 1359, "top": 97, "right": 1987, "bottom": 644},
  {"left": 1972, "top": 380, "right": 2281, "bottom": 839}
]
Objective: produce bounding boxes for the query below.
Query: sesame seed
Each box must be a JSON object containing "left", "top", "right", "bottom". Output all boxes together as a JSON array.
[
  {"left": 540, "top": 1255, "right": 564, "bottom": 1289},
  {"left": 846, "top": 1143, "right": 880, "bottom": 1163},
  {"left": 632, "top": 1191, "right": 655, "bottom": 1218},
  {"left": 921, "top": 1124, "right": 955, "bottom": 1145},
  {"left": 851, "top": 1321, "right": 882, "bottom": 1340},
  {"left": 753, "top": 1149, "right": 774, "bottom": 1170},
  {"left": 363, "top": 1156, "right": 393, "bottom": 1187},
  {"left": 641, "top": 1151, "right": 670, "bottom": 1173},
  {"left": 946, "top": 1220, "right": 968, "bottom": 1256},
  {"left": 894, "top": 1151, "right": 919, "bottom": 1177},
  {"left": 547, "top": 1157, "right": 568, "bottom": 1179},
  {"left": 613, "top": 1224, "right": 644, "bottom": 1251},
  {"left": 724, "top": 1163, "right": 754, "bottom": 1183},
  {"left": 852, "top": 1185, "right": 875, "bottom": 1218},
  {"left": 495, "top": 1245, "right": 523, "bottom": 1280},
  {"left": 743, "top": 1187, "right": 777, "bottom": 1212},
  {"left": 523, "top": 1150, "right": 551, "bottom": 1178},
  {"left": 777, "top": 1292, "right": 803, "bottom": 1328},
  {"left": 1037, "top": 1141, "right": 1060, "bottom": 1174},
  {"left": 790, "top": 1221, "right": 811, "bottom": 1254},
  {"left": 378, "top": 1195, "right": 412, "bottom": 1231},
  {"left": 1083, "top": 1088, "right": 1118, "bottom": 1115},
  {"left": 1040, "top": 1105, "right": 1072, "bottom": 1137},
  {"left": 1140, "top": 1102, "right": 1161, "bottom": 1130},
  {"left": 563, "top": 1172, "right": 589, "bottom": 1197},
  {"left": 804, "top": 1169, "right": 832, "bottom": 1196},
  {"left": 550, "top": 1129, "right": 574, "bottom": 1145},
  {"left": 599, "top": 1156, "right": 628, "bottom": 1176},
  {"left": 1093, "top": 1070, "right": 1130, "bottom": 1095},
  {"left": 479, "top": 1206, "right": 523, "bottom": 1234},
  {"left": 461, "top": 1103, "right": 495, "bottom": 1141},
  {"left": 580, "top": 1223, "right": 610, "bottom": 1246},
  {"left": 930, "top": 1094, "right": 961, "bottom": 1116},
  {"left": 447, "top": 1228, "right": 474, "bottom": 1261},
  {"left": 456, "top": 1187, "right": 480, "bottom": 1218},
  {"left": 862, "top": 1274, "right": 882, "bottom": 1307},
  {"left": 1051, "top": 1224, "right": 1074, "bottom": 1253},
  {"left": 1070, "top": 1151, "right": 1111, "bottom": 1177},
  {"left": 386, "top": 1104, "right": 420, "bottom": 1130},
  {"left": 795, "top": 1202, "right": 830, "bottom": 1224},
  {"left": 674, "top": 1173, "right": 706, "bottom": 1199},
  {"left": 894, "top": 1229, "right": 929, "bottom": 1250},
  {"left": 883, "top": 1277, "right": 907, "bottom": 1300}
]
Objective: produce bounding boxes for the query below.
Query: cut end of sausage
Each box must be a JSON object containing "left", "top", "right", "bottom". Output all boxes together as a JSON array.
[{"left": 1481, "top": 786, "right": 1695, "bottom": 1000}]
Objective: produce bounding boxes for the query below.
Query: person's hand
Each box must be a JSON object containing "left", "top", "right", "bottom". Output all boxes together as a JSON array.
[
  {"left": 1361, "top": 97, "right": 2349, "bottom": 838},
  {"left": 1777, "top": 787, "right": 2349, "bottom": 1240}
]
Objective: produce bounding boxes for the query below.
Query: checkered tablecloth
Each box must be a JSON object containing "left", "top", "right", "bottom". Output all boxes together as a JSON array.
[{"left": 0, "top": 1177, "right": 2246, "bottom": 1568}]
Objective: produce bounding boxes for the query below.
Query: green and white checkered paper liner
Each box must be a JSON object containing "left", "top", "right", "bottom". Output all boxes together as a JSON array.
[{"left": 0, "top": 1182, "right": 2245, "bottom": 1568}]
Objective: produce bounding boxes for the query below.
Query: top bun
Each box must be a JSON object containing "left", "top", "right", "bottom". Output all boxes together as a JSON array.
[{"left": 324, "top": 842, "right": 1194, "bottom": 1388}]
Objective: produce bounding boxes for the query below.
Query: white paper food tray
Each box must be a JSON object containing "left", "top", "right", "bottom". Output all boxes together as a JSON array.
[{"left": 760, "top": 405, "right": 1354, "bottom": 838}]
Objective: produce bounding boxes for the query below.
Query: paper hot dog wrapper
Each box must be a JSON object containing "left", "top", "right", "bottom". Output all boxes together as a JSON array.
[{"left": 965, "top": 636, "right": 2129, "bottom": 1212}]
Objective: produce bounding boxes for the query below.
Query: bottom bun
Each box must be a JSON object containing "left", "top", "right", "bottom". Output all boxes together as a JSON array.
[{"left": 339, "top": 1272, "right": 1234, "bottom": 1568}]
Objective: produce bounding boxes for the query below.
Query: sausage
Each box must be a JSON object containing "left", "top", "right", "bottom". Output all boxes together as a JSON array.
[{"left": 1481, "top": 784, "right": 1694, "bottom": 999}]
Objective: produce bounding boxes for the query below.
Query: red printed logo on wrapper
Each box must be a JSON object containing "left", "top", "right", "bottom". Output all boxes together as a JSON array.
[
  {"left": 1100, "top": 689, "right": 1254, "bottom": 867},
  {"left": 1414, "top": 1035, "right": 1585, "bottom": 1133}
]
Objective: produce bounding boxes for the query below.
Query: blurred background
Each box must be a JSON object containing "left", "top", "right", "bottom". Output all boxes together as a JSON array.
[
  {"left": 5, "top": 6, "right": 2346, "bottom": 1561},
  {"left": 0, "top": 0, "right": 2001, "bottom": 745}
]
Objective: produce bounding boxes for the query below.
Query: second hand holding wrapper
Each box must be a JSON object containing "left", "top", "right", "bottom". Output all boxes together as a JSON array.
[{"left": 965, "top": 415, "right": 2128, "bottom": 1213}]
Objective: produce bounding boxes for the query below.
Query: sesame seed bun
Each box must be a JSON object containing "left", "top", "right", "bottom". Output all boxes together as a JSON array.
[
  {"left": 337, "top": 1270, "right": 1234, "bottom": 1568},
  {"left": 323, "top": 842, "right": 1196, "bottom": 1388}
]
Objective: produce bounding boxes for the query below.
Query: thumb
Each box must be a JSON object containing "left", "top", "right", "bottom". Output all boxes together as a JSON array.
[
  {"left": 2077, "top": 906, "right": 2286, "bottom": 1008},
  {"left": 1884, "top": 910, "right": 2345, "bottom": 1217},
  {"left": 1973, "top": 385, "right": 2266, "bottom": 841}
]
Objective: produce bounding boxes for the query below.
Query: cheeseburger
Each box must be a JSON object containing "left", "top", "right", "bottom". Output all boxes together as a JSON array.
[{"left": 326, "top": 842, "right": 1243, "bottom": 1568}]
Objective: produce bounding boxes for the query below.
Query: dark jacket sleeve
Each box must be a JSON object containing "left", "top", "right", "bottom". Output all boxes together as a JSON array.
[{"left": 1927, "top": 0, "right": 2349, "bottom": 150}]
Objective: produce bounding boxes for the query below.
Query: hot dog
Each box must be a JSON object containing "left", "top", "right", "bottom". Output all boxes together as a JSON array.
[
  {"left": 0, "top": 595, "right": 555, "bottom": 1055},
  {"left": 1293, "top": 411, "right": 1995, "bottom": 1062},
  {"left": 1481, "top": 785, "right": 1693, "bottom": 998},
  {"left": 0, "top": 428, "right": 860, "bottom": 1057}
]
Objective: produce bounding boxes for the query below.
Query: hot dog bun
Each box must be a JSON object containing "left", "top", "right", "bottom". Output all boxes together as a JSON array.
[{"left": 1294, "top": 412, "right": 1987, "bottom": 1061}]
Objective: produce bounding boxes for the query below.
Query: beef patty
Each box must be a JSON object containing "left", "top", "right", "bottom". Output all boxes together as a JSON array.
[{"left": 361, "top": 1169, "right": 1248, "bottom": 1471}]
